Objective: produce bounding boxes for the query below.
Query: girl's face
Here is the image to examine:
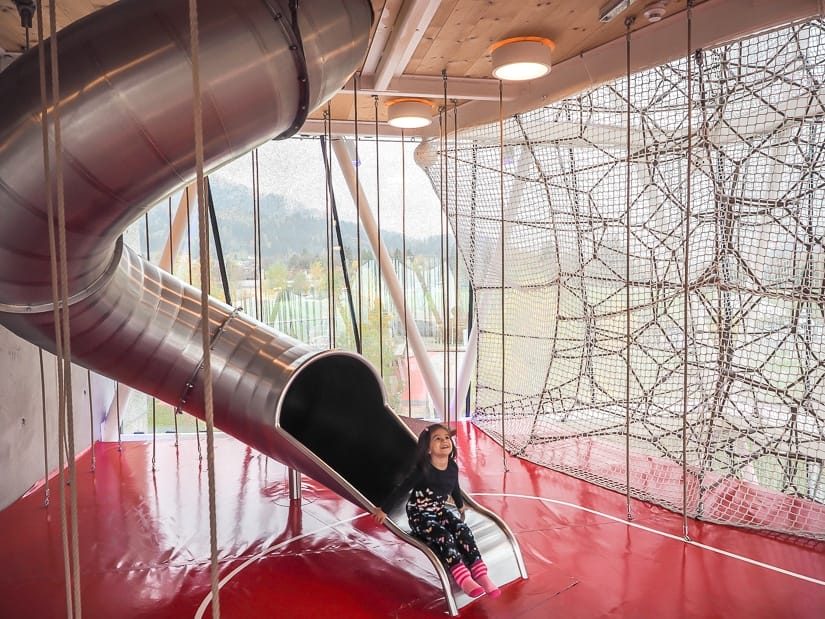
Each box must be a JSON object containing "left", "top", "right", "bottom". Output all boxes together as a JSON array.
[{"left": 428, "top": 427, "right": 453, "bottom": 456}]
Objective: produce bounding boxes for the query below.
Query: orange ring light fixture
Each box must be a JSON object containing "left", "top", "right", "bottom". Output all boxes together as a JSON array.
[
  {"left": 490, "top": 36, "right": 555, "bottom": 81},
  {"left": 386, "top": 97, "right": 434, "bottom": 128}
]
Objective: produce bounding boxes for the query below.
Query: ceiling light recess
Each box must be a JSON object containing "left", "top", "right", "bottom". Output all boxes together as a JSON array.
[
  {"left": 386, "top": 98, "right": 434, "bottom": 128},
  {"left": 599, "top": 0, "right": 640, "bottom": 23},
  {"left": 490, "top": 36, "right": 555, "bottom": 82}
]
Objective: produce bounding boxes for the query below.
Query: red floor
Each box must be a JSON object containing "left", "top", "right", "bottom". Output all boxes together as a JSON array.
[{"left": 1, "top": 423, "right": 823, "bottom": 618}]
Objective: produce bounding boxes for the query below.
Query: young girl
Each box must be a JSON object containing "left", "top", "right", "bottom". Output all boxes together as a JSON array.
[{"left": 372, "top": 424, "right": 500, "bottom": 598}]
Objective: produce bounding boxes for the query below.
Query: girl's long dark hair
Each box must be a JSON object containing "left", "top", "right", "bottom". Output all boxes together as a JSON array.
[{"left": 415, "top": 423, "right": 457, "bottom": 471}]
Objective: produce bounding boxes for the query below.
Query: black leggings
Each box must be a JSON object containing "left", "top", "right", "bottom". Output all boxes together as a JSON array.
[{"left": 407, "top": 500, "right": 481, "bottom": 568}]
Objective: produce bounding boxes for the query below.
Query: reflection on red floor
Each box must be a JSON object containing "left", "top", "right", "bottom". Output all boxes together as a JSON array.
[{"left": 0, "top": 423, "right": 823, "bottom": 618}]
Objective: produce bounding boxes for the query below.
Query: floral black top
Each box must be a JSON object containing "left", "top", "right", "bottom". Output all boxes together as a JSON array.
[{"left": 381, "top": 460, "right": 464, "bottom": 513}]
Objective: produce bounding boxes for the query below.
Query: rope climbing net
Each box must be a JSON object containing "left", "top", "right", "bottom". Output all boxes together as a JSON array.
[{"left": 419, "top": 18, "right": 825, "bottom": 539}]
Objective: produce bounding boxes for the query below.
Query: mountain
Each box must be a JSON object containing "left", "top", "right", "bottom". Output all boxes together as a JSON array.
[{"left": 139, "top": 176, "right": 448, "bottom": 263}]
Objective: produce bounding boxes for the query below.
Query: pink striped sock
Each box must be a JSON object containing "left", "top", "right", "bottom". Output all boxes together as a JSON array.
[
  {"left": 470, "top": 561, "right": 501, "bottom": 598},
  {"left": 450, "top": 563, "right": 484, "bottom": 598}
]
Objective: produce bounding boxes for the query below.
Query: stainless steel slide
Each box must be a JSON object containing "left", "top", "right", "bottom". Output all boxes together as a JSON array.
[{"left": 0, "top": 0, "right": 525, "bottom": 613}]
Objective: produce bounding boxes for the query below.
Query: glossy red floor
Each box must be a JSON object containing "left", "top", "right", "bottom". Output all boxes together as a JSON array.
[{"left": 1, "top": 423, "right": 823, "bottom": 618}]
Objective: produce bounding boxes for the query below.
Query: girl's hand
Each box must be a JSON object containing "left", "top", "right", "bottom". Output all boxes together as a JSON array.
[
  {"left": 459, "top": 506, "right": 467, "bottom": 521},
  {"left": 373, "top": 508, "right": 388, "bottom": 525}
]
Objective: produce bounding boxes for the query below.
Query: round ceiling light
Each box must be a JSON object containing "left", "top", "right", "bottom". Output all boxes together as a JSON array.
[
  {"left": 643, "top": 1, "right": 668, "bottom": 22},
  {"left": 490, "top": 36, "right": 555, "bottom": 81},
  {"left": 386, "top": 98, "right": 434, "bottom": 129}
]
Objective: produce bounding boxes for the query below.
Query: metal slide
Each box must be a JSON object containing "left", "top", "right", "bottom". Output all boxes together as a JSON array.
[{"left": 0, "top": 0, "right": 525, "bottom": 614}]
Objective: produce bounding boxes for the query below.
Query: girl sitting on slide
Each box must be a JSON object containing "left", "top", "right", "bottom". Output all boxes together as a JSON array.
[{"left": 372, "top": 423, "right": 500, "bottom": 598}]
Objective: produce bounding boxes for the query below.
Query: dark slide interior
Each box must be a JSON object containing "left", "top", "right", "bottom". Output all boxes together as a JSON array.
[{"left": 280, "top": 355, "right": 417, "bottom": 505}]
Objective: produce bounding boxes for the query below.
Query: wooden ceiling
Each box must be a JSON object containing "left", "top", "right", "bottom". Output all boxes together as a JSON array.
[
  {"left": 410, "top": 1, "right": 684, "bottom": 78},
  {"left": 322, "top": 0, "right": 698, "bottom": 129},
  {"left": 0, "top": 1, "right": 692, "bottom": 64},
  {"left": 0, "top": 0, "right": 815, "bottom": 135}
]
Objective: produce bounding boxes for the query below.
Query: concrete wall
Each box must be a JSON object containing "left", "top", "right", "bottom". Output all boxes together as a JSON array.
[{"left": 0, "top": 325, "right": 114, "bottom": 511}]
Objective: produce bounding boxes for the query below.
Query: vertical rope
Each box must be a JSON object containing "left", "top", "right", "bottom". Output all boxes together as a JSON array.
[
  {"left": 145, "top": 213, "right": 157, "bottom": 471},
  {"left": 188, "top": 1, "right": 221, "bottom": 615},
  {"left": 452, "top": 100, "right": 460, "bottom": 419},
  {"left": 437, "top": 107, "right": 444, "bottom": 421},
  {"left": 252, "top": 148, "right": 263, "bottom": 321},
  {"left": 624, "top": 17, "right": 634, "bottom": 522},
  {"left": 252, "top": 149, "right": 259, "bottom": 319},
  {"left": 682, "top": 0, "right": 695, "bottom": 542},
  {"left": 168, "top": 196, "right": 175, "bottom": 277},
  {"left": 323, "top": 107, "right": 334, "bottom": 347},
  {"left": 441, "top": 70, "right": 451, "bottom": 429},
  {"left": 57, "top": 344, "right": 72, "bottom": 619},
  {"left": 257, "top": 150, "right": 264, "bottom": 321},
  {"left": 40, "top": 0, "right": 82, "bottom": 613},
  {"left": 401, "top": 130, "right": 412, "bottom": 416},
  {"left": 115, "top": 382, "right": 122, "bottom": 451},
  {"left": 87, "top": 370, "right": 95, "bottom": 472},
  {"left": 353, "top": 74, "right": 363, "bottom": 353},
  {"left": 185, "top": 186, "right": 193, "bottom": 286},
  {"left": 373, "top": 96, "right": 384, "bottom": 378},
  {"left": 467, "top": 141, "right": 478, "bottom": 420},
  {"left": 185, "top": 187, "right": 204, "bottom": 457},
  {"left": 168, "top": 196, "right": 180, "bottom": 443},
  {"left": 498, "top": 79, "right": 508, "bottom": 472},
  {"left": 328, "top": 113, "right": 338, "bottom": 347},
  {"left": 34, "top": 0, "right": 63, "bottom": 568},
  {"left": 39, "top": 348, "right": 50, "bottom": 507}
]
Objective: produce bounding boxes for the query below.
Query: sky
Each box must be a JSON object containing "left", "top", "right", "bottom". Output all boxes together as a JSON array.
[{"left": 211, "top": 136, "right": 444, "bottom": 239}]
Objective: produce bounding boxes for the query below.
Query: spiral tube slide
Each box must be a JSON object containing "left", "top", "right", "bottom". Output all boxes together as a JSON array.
[{"left": 0, "top": 0, "right": 401, "bottom": 502}]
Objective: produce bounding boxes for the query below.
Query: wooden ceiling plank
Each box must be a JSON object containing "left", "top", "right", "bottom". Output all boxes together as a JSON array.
[
  {"left": 410, "top": 0, "right": 505, "bottom": 78},
  {"left": 403, "top": 0, "right": 459, "bottom": 74}
]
